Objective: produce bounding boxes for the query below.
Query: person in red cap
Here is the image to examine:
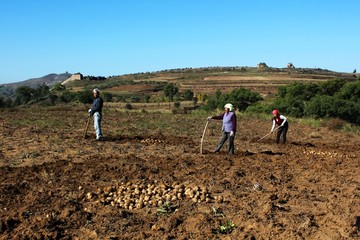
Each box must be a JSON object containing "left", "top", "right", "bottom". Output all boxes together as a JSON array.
[{"left": 270, "top": 109, "right": 288, "bottom": 144}]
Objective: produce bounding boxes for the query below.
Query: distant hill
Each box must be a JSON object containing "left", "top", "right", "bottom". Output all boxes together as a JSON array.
[
  {"left": 0, "top": 73, "right": 73, "bottom": 99},
  {"left": 0, "top": 67, "right": 358, "bottom": 101}
]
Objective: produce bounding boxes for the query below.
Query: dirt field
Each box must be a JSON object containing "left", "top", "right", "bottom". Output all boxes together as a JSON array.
[{"left": 1, "top": 105, "right": 360, "bottom": 239}]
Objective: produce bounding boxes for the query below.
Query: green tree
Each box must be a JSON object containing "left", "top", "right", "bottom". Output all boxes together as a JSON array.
[
  {"left": 335, "top": 81, "right": 360, "bottom": 102},
  {"left": 227, "top": 88, "right": 263, "bottom": 111},
  {"left": 320, "top": 78, "right": 346, "bottom": 96},
  {"left": 304, "top": 95, "right": 335, "bottom": 118},
  {"left": 77, "top": 91, "right": 93, "bottom": 104},
  {"left": 164, "top": 83, "right": 179, "bottom": 101},
  {"left": 60, "top": 90, "right": 76, "bottom": 103},
  {"left": 52, "top": 83, "right": 66, "bottom": 92},
  {"left": 183, "top": 89, "right": 194, "bottom": 101},
  {"left": 15, "top": 86, "right": 33, "bottom": 105},
  {"left": 273, "top": 82, "right": 322, "bottom": 117},
  {"left": 33, "top": 83, "right": 50, "bottom": 99},
  {"left": 204, "top": 88, "right": 262, "bottom": 112}
]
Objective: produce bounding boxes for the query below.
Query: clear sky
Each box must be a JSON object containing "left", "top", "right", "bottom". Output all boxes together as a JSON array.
[{"left": 0, "top": 0, "right": 359, "bottom": 84}]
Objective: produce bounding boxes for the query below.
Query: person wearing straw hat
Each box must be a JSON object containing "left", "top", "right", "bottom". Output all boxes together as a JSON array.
[
  {"left": 271, "top": 109, "right": 288, "bottom": 144},
  {"left": 207, "top": 103, "right": 237, "bottom": 154}
]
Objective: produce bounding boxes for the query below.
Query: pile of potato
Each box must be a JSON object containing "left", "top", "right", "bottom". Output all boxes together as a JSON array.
[
  {"left": 84, "top": 180, "right": 222, "bottom": 210},
  {"left": 140, "top": 138, "right": 163, "bottom": 144},
  {"left": 303, "top": 149, "right": 356, "bottom": 158}
]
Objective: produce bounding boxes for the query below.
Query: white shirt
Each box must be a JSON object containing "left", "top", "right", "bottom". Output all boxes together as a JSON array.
[{"left": 271, "top": 114, "right": 287, "bottom": 131}]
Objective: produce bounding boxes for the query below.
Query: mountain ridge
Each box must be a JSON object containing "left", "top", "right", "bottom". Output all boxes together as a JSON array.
[{"left": 0, "top": 72, "right": 73, "bottom": 99}]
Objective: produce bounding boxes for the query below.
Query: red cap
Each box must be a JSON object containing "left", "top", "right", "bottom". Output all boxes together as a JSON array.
[{"left": 272, "top": 109, "right": 279, "bottom": 116}]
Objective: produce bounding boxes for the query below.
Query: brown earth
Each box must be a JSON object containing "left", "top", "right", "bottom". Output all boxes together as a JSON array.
[{"left": 0, "top": 105, "right": 360, "bottom": 239}]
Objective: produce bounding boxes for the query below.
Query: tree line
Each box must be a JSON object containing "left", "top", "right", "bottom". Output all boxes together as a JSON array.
[{"left": 1, "top": 78, "right": 359, "bottom": 125}]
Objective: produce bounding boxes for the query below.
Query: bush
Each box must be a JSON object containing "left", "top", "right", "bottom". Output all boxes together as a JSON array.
[
  {"left": 273, "top": 78, "right": 360, "bottom": 124},
  {"left": 304, "top": 95, "right": 334, "bottom": 118},
  {"left": 183, "top": 89, "right": 194, "bottom": 101},
  {"left": 164, "top": 83, "right": 179, "bottom": 101},
  {"left": 320, "top": 78, "right": 346, "bottom": 96},
  {"left": 15, "top": 86, "right": 32, "bottom": 105},
  {"left": 125, "top": 103, "right": 133, "bottom": 110},
  {"left": 246, "top": 102, "right": 273, "bottom": 114},
  {"left": 60, "top": 90, "right": 77, "bottom": 103},
  {"left": 335, "top": 81, "right": 360, "bottom": 102},
  {"left": 102, "top": 92, "right": 113, "bottom": 102},
  {"left": 143, "top": 95, "right": 150, "bottom": 103},
  {"left": 204, "top": 88, "right": 262, "bottom": 112},
  {"left": 77, "top": 91, "right": 93, "bottom": 104},
  {"left": 227, "top": 88, "right": 263, "bottom": 111}
]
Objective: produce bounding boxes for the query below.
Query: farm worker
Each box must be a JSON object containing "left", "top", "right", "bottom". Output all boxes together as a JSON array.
[
  {"left": 270, "top": 109, "right": 288, "bottom": 144},
  {"left": 88, "top": 88, "right": 103, "bottom": 141},
  {"left": 207, "top": 103, "right": 237, "bottom": 154}
]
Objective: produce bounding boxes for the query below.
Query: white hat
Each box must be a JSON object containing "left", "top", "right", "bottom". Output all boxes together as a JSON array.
[{"left": 224, "top": 103, "right": 234, "bottom": 111}]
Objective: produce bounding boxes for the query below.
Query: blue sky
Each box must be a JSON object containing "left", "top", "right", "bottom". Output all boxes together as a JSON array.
[{"left": 0, "top": 0, "right": 359, "bottom": 84}]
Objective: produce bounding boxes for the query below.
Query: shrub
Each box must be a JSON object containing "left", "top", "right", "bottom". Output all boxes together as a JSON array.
[
  {"left": 60, "top": 90, "right": 77, "bottom": 103},
  {"left": 227, "top": 88, "right": 263, "bottom": 111},
  {"left": 164, "top": 83, "right": 179, "bottom": 101},
  {"left": 204, "top": 88, "right": 262, "bottom": 112},
  {"left": 320, "top": 78, "right": 346, "bottom": 96},
  {"left": 335, "top": 81, "right": 360, "bottom": 102},
  {"left": 246, "top": 102, "right": 273, "bottom": 114},
  {"left": 77, "top": 91, "right": 93, "bottom": 104},
  {"left": 143, "top": 95, "right": 150, "bottom": 103},
  {"left": 15, "top": 86, "right": 32, "bottom": 105},
  {"left": 102, "top": 92, "right": 113, "bottom": 102},
  {"left": 125, "top": 103, "right": 133, "bottom": 110},
  {"left": 183, "top": 89, "right": 194, "bottom": 101},
  {"left": 52, "top": 83, "right": 66, "bottom": 92}
]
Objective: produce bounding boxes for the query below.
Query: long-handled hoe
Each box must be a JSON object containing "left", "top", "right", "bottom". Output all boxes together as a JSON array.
[
  {"left": 83, "top": 115, "right": 91, "bottom": 139},
  {"left": 257, "top": 126, "right": 280, "bottom": 142},
  {"left": 200, "top": 119, "right": 210, "bottom": 154}
]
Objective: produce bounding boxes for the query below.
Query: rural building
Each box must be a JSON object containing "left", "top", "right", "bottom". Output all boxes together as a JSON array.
[{"left": 61, "top": 73, "right": 83, "bottom": 85}]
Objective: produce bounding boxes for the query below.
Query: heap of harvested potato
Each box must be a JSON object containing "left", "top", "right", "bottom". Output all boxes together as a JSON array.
[
  {"left": 84, "top": 180, "right": 223, "bottom": 210},
  {"left": 303, "top": 149, "right": 356, "bottom": 158}
]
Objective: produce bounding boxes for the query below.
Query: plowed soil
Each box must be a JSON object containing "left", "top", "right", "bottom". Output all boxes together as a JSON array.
[{"left": 1, "top": 105, "right": 359, "bottom": 239}]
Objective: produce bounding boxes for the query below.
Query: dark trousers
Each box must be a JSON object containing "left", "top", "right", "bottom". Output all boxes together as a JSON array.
[
  {"left": 215, "top": 131, "right": 235, "bottom": 154},
  {"left": 276, "top": 122, "right": 289, "bottom": 144}
]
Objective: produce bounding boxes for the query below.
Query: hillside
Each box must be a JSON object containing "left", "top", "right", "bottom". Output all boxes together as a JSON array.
[
  {"left": 0, "top": 72, "right": 72, "bottom": 99},
  {"left": 64, "top": 67, "right": 357, "bottom": 100},
  {"left": 1, "top": 67, "right": 358, "bottom": 102}
]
